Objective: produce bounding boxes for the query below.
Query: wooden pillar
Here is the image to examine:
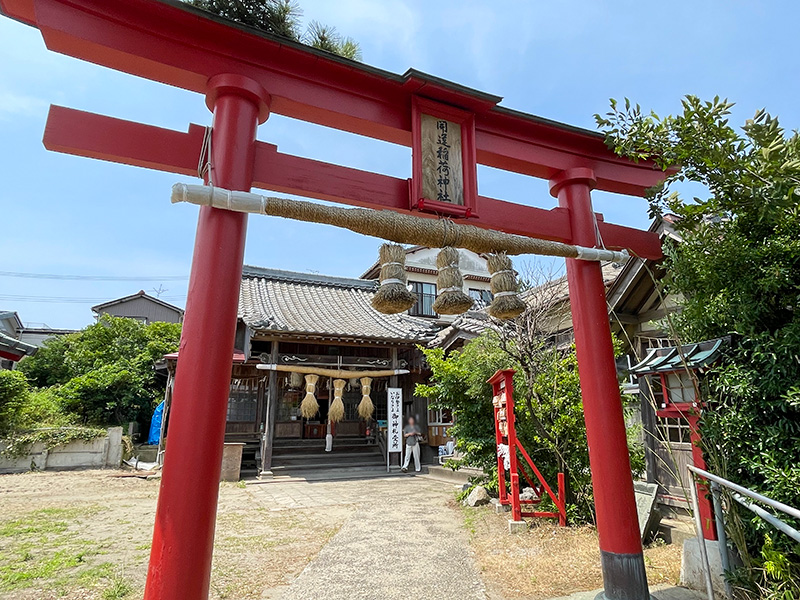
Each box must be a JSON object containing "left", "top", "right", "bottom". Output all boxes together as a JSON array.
[
  {"left": 261, "top": 340, "right": 279, "bottom": 474},
  {"left": 639, "top": 376, "right": 660, "bottom": 484}
]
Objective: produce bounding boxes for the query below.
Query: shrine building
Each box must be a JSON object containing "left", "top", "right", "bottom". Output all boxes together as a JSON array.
[{"left": 159, "top": 248, "right": 491, "bottom": 475}]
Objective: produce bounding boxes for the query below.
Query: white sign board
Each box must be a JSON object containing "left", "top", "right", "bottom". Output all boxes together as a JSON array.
[{"left": 387, "top": 387, "right": 403, "bottom": 454}]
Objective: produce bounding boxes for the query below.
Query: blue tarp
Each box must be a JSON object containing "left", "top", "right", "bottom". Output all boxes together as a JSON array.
[{"left": 148, "top": 400, "right": 164, "bottom": 445}]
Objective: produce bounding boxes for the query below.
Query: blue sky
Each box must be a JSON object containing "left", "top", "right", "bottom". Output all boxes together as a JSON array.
[{"left": 1, "top": 1, "right": 798, "bottom": 329}]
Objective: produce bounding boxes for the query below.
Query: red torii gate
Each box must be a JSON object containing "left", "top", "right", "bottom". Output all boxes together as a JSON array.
[{"left": 1, "top": 2, "right": 666, "bottom": 599}]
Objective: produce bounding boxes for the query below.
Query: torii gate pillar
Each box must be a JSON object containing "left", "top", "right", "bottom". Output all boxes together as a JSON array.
[
  {"left": 144, "top": 74, "right": 270, "bottom": 600},
  {"left": 550, "top": 168, "right": 648, "bottom": 600}
]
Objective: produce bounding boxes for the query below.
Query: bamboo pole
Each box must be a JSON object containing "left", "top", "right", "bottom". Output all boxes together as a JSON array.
[{"left": 171, "top": 184, "right": 630, "bottom": 263}]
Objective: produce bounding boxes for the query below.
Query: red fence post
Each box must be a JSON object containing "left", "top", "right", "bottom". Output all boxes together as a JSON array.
[
  {"left": 557, "top": 472, "right": 567, "bottom": 527},
  {"left": 688, "top": 414, "right": 717, "bottom": 540},
  {"left": 550, "top": 168, "right": 649, "bottom": 600},
  {"left": 144, "top": 74, "right": 269, "bottom": 600}
]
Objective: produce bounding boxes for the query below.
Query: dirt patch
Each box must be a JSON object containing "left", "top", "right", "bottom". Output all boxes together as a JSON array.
[
  {"left": 0, "top": 470, "right": 352, "bottom": 599},
  {"left": 455, "top": 501, "right": 682, "bottom": 600}
]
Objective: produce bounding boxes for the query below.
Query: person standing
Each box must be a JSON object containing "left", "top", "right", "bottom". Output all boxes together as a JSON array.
[{"left": 401, "top": 416, "right": 422, "bottom": 473}]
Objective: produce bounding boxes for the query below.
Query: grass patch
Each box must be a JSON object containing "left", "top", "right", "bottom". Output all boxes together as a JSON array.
[
  {"left": 0, "top": 505, "right": 117, "bottom": 594},
  {"left": 102, "top": 574, "right": 133, "bottom": 599},
  {"left": 454, "top": 501, "right": 682, "bottom": 599}
]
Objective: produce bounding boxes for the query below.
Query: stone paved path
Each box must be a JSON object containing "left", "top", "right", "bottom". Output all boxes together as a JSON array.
[{"left": 251, "top": 473, "right": 487, "bottom": 600}]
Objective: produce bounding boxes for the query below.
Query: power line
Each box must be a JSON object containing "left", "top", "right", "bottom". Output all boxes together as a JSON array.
[
  {"left": 0, "top": 294, "right": 186, "bottom": 304},
  {"left": 0, "top": 270, "right": 188, "bottom": 281}
]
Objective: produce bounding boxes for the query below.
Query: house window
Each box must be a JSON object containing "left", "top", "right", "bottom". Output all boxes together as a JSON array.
[
  {"left": 227, "top": 379, "right": 259, "bottom": 422},
  {"left": 409, "top": 282, "right": 437, "bottom": 317},
  {"left": 665, "top": 371, "right": 697, "bottom": 405},
  {"left": 657, "top": 416, "right": 692, "bottom": 445},
  {"left": 468, "top": 288, "right": 492, "bottom": 305}
]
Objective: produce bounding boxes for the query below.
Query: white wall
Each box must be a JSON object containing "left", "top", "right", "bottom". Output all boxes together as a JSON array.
[{"left": 405, "top": 248, "right": 492, "bottom": 322}]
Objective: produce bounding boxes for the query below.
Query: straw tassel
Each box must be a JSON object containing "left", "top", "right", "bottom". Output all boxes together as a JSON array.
[
  {"left": 487, "top": 253, "right": 526, "bottom": 319},
  {"left": 329, "top": 379, "right": 346, "bottom": 423},
  {"left": 300, "top": 374, "right": 319, "bottom": 418},
  {"left": 371, "top": 243, "right": 417, "bottom": 314},
  {"left": 357, "top": 377, "right": 374, "bottom": 420},
  {"left": 432, "top": 246, "right": 474, "bottom": 315}
]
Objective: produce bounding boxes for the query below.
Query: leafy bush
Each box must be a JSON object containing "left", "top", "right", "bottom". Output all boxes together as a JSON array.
[
  {"left": 17, "top": 387, "right": 73, "bottom": 429},
  {"left": 0, "top": 370, "right": 31, "bottom": 435},
  {"left": 18, "top": 316, "right": 181, "bottom": 428},
  {"left": 418, "top": 333, "right": 643, "bottom": 524},
  {"left": 597, "top": 95, "right": 800, "bottom": 597}
]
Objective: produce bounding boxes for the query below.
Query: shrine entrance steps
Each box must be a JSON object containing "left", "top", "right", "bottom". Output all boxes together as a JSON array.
[{"left": 270, "top": 437, "right": 384, "bottom": 475}]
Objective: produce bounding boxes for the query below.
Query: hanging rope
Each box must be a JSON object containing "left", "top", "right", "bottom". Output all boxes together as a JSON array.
[
  {"left": 371, "top": 243, "right": 417, "bottom": 314},
  {"left": 432, "top": 247, "right": 474, "bottom": 315},
  {"left": 357, "top": 377, "right": 374, "bottom": 420},
  {"left": 300, "top": 374, "right": 319, "bottom": 418},
  {"left": 487, "top": 253, "right": 526, "bottom": 319},
  {"left": 196, "top": 127, "right": 214, "bottom": 185},
  {"left": 171, "top": 184, "right": 630, "bottom": 263},
  {"left": 329, "top": 379, "right": 346, "bottom": 423}
]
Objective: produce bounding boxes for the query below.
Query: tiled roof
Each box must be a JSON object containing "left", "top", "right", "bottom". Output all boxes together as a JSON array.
[
  {"left": 430, "top": 262, "right": 625, "bottom": 348},
  {"left": 630, "top": 338, "right": 726, "bottom": 375},
  {"left": 0, "top": 330, "right": 38, "bottom": 359},
  {"left": 429, "top": 310, "right": 498, "bottom": 348},
  {"left": 238, "top": 266, "right": 438, "bottom": 343}
]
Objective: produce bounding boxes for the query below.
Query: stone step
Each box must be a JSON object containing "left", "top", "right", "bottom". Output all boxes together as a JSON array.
[
  {"left": 422, "top": 465, "right": 485, "bottom": 486},
  {"left": 274, "top": 451, "right": 382, "bottom": 464},
  {"left": 273, "top": 436, "right": 368, "bottom": 447},
  {"left": 272, "top": 442, "right": 378, "bottom": 455},
  {"left": 271, "top": 457, "right": 386, "bottom": 472},
  {"left": 658, "top": 517, "right": 696, "bottom": 545}
]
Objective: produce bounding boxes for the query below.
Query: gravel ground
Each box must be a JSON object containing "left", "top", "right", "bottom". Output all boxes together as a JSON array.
[{"left": 276, "top": 474, "right": 487, "bottom": 600}]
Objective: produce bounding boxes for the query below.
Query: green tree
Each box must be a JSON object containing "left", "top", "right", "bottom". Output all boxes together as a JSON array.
[
  {"left": 418, "top": 331, "right": 642, "bottom": 524},
  {"left": 597, "top": 96, "right": 800, "bottom": 596},
  {"left": 187, "top": 0, "right": 362, "bottom": 60},
  {"left": 19, "top": 316, "right": 181, "bottom": 427}
]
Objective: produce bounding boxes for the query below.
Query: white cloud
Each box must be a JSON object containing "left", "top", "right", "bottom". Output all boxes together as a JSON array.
[{"left": 0, "top": 91, "right": 48, "bottom": 118}]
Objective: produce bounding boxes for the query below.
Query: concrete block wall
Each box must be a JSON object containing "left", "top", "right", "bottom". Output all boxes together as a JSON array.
[{"left": 0, "top": 426, "right": 124, "bottom": 474}]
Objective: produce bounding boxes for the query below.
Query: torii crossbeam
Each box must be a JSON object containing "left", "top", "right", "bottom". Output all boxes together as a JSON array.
[{"left": 1, "top": 2, "right": 666, "bottom": 599}]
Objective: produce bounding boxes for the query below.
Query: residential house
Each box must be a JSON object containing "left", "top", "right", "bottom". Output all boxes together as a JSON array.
[
  {"left": 92, "top": 290, "right": 184, "bottom": 324},
  {"left": 18, "top": 324, "right": 78, "bottom": 349},
  {"left": 0, "top": 311, "right": 38, "bottom": 369},
  {"left": 361, "top": 246, "right": 493, "bottom": 322}
]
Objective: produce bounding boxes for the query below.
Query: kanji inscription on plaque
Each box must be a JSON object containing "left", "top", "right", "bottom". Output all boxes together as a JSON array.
[{"left": 420, "top": 113, "right": 464, "bottom": 206}]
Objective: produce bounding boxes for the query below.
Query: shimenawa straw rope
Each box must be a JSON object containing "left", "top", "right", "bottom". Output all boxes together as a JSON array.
[{"left": 171, "top": 184, "right": 630, "bottom": 263}]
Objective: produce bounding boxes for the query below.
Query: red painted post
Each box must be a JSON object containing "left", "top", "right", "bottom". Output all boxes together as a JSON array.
[
  {"left": 502, "top": 374, "right": 523, "bottom": 523},
  {"left": 550, "top": 168, "right": 649, "bottom": 600},
  {"left": 144, "top": 74, "right": 269, "bottom": 600},
  {"left": 687, "top": 415, "right": 717, "bottom": 540},
  {"left": 557, "top": 472, "right": 567, "bottom": 527}
]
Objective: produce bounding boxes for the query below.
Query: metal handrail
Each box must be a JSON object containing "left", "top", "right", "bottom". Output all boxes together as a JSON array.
[
  {"left": 687, "top": 465, "right": 800, "bottom": 600},
  {"left": 689, "top": 465, "right": 800, "bottom": 521}
]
